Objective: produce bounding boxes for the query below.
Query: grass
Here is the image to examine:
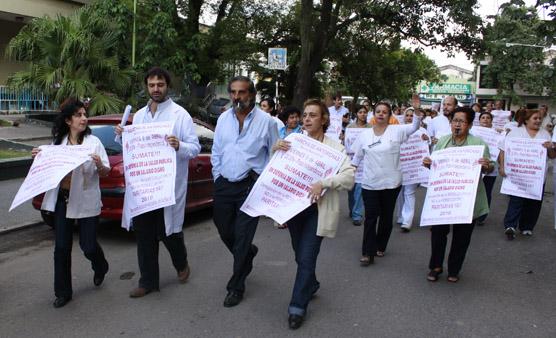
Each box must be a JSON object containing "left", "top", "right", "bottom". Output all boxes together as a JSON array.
[
  {"left": 0, "top": 119, "right": 12, "bottom": 127},
  {"left": 0, "top": 149, "right": 29, "bottom": 159}
]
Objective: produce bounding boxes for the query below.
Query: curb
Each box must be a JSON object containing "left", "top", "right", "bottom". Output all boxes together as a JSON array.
[{"left": 0, "top": 220, "right": 45, "bottom": 235}]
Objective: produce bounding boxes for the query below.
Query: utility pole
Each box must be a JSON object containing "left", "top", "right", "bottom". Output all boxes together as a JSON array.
[{"left": 132, "top": 0, "right": 137, "bottom": 67}]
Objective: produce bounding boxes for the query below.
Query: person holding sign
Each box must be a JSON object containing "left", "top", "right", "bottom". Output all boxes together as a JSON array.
[
  {"left": 499, "top": 109, "right": 556, "bottom": 240},
  {"left": 115, "top": 67, "right": 201, "bottom": 298},
  {"left": 396, "top": 107, "right": 430, "bottom": 232},
  {"left": 473, "top": 112, "right": 499, "bottom": 226},
  {"left": 346, "top": 106, "right": 371, "bottom": 226},
  {"left": 352, "top": 98, "right": 422, "bottom": 266},
  {"left": 211, "top": 76, "right": 278, "bottom": 308},
  {"left": 273, "top": 99, "right": 354, "bottom": 329},
  {"left": 423, "top": 107, "right": 494, "bottom": 283},
  {"left": 32, "top": 99, "right": 110, "bottom": 308}
]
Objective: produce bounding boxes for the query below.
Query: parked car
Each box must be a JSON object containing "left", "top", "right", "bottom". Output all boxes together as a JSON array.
[
  {"left": 32, "top": 114, "right": 215, "bottom": 227},
  {"left": 207, "top": 97, "right": 231, "bottom": 124}
]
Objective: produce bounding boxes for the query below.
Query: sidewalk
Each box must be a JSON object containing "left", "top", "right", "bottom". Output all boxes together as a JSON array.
[
  {"left": 0, "top": 177, "right": 42, "bottom": 233},
  {"left": 0, "top": 114, "right": 52, "bottom": 143}
]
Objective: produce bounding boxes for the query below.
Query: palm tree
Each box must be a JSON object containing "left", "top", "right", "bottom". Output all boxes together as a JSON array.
[{"left": 6, "top": 7, "right": 135, "bottom": 115}]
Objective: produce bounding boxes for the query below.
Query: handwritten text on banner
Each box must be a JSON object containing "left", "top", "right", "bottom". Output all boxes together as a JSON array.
[
  {"left": 122, "top": 121, "right": 176, "bottom": 229},
  {"left": 500, "top": 137, "right": 546, "bottom": 200},
  {"left": 240, "top": 133, "right": 345, "bottom": 224},
  {"left": 420, "top": 145, "right": 484, "bottom": 226}
]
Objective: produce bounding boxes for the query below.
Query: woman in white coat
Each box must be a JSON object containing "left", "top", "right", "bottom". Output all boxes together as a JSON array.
[
  {"left": 274, "top": 99, "right": 354, "bottom": 330},
  {"left": 33, "top": 99, "right": 110, "bottom": 308}
]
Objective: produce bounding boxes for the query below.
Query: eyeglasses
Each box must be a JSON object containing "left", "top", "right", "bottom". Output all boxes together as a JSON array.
[{"left": 451, "top": 119, "right": 468, "bottom": 125}]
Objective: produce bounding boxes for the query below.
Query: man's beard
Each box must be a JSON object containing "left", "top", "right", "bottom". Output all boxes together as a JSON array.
[
  {"left": 149, "top": 91, "right": 168, "bottom": 103},
  {"left": 233, "top": 97, "right": 254, "bottom": 113}
]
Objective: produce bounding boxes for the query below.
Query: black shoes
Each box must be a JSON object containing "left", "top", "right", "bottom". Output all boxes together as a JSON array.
[
  {"left": 288, "top": 314, "right": 304, "bottom": 329},
  {"left": 53, "top": 296, "right": 72, "bottom": 308},
  {"left": 352, "top": 220, "right": 362, "bottom": 226},
  {"left": 94, "top": 262, "right": 109, "bottom": 286},
  {"left": 223, "top": 291, "right": 243, "bottom": 307}
]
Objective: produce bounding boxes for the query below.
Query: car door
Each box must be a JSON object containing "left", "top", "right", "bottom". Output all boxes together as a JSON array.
[{"left": 186, "top": 121, "right": 214, "bottom": 210}]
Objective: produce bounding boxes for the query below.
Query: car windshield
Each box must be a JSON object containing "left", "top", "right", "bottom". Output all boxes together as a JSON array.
[{"left": 90, "top": 125, "right": 122, "bottom": 156}]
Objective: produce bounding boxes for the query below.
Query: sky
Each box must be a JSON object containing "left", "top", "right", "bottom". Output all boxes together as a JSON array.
[{"left": 423, "top": 0, "right": 544, "bottom": 70}]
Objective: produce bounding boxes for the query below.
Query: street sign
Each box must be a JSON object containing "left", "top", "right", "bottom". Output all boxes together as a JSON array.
[
  {"left": 268, "top": 48, "right": 287, "bottom": 70},
  {"left": 419, "top": 83, "right": 472, "bottom": 95}
]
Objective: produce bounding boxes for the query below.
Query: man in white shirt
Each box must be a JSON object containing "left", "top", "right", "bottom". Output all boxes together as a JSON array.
[
  {"left": 116, "top": 67, "right": 201, "bottom": 298},
  {"left": 427, "top": 96, "right": 457, "bottom": 144},
  {"left": 326, "top": 93, "right": 349, "bottom": 140}
]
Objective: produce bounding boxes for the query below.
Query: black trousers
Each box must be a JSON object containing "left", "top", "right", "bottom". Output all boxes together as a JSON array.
[
  {"left": 213, "top": 175, "right": 259, "bottom": 294},
  {"left": 361, "top": 187, "right": 401, "bottom": 256},
  {"left": 54, "top": 192, "right": 108, "bottom": 298},
  {"left": 133, "top": 208, "right": 187, "bottom": 290},
  {"left": 429, "top": 223, "right": 475, "bottom": 277}
]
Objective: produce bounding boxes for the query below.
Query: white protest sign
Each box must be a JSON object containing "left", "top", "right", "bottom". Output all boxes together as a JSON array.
[
  {"left": 344, "top": 127, "right": 368, "bottom": 184},
  {"left": 491, "top": 110, "right": 511, "bottom": 130},
  {"left": 121, "top": 121, "right": 176, "bottom": 229},
  {"left": 325, "top": 114, "right": 343, "bottom": 140},
  {"left": 420, "top": 145, "right": 484, "bottom": 226},
  {"left": 9, "top": 145, "right": 93, "bottom": 211},
  {"left": 240, "top": 133, "right": 345, "bottom": 224},
  {"left": 500, "top": 137, "right": 546, "bottom": 200},
  {"left": 470, "top": 126, "right": 503, "bottom": 161},
  {"left": 400, "top": 130, "right": 430, "bottom": 185},
  {"left": 472, "top": 112, "right": 481, "bottom": 127}
]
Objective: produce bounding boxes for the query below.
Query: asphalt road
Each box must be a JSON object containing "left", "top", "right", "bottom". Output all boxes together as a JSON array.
[{"left": 1, "top": 183, "right": 556, "bottom": 338}]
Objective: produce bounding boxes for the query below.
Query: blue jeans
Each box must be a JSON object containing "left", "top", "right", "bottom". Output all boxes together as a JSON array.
[
  {"left": 503, "top": 193, "right": 544, "bottom": 231},
  {"left": 348, "top": 183, "right": 363, "bottom": 221},
  {"left": 54, "top": 191, "right": 108, "bottom": 298},
  {"left": 287, "top": 204, "right": 323, "bottom": 316}
]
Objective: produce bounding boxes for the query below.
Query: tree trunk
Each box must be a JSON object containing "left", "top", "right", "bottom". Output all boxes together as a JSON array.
[{"left": 292, "top": 0, "right": 337, "bottom": 109}]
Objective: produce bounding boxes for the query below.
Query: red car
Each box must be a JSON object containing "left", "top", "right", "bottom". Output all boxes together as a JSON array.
[{"left": 32, "top": 114, "right": 214, "bottom": 227}]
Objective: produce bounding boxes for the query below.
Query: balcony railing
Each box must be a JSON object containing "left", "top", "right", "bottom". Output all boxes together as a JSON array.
[{"left": 0, "top": 86, "right": 54, "bottom": 113}]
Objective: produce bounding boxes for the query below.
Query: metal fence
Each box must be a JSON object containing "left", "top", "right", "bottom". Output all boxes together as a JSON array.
[{"left": 0, "top": 86, "right": 53, "bottom": 113}]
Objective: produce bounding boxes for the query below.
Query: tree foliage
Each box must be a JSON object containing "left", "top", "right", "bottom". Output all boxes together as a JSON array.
[
  {"left": 481, "top": 0, "right": 555, "bottom": 105},
  {"left": 6, "top": 4, "right": 134, "bottom": 115}
]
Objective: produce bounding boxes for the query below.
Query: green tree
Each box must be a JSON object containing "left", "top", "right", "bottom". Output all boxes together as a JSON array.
[
  {"left": 481, "top": 0, "right": 553, "bottom": 106},
  {"left": 5, "top": 5, "right": 135, "bottom": 115},
  {"left": 293, "top": 0, "right": 483, "bottom": 108}
]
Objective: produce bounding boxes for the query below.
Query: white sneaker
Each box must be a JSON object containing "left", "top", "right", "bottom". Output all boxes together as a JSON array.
[{"left": 522, "top": 230, "right": 533, "bottom": 236}]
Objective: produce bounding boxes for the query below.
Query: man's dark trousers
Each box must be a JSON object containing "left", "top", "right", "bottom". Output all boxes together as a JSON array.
[
  {"left": 133, "top": 208, "right": 188, "bottom": 290},
  {"left": 213, "top": 175, "right": 259, "bottom": 295}
]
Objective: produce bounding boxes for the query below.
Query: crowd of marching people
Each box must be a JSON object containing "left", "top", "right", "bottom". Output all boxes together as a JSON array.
[{"left": 30, "top": 67, "right": 556, "bottom": 330}]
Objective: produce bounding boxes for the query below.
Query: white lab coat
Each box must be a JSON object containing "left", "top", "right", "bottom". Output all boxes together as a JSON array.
[{"left": 125, "top": 99, "right": 201, "bottom": 235}]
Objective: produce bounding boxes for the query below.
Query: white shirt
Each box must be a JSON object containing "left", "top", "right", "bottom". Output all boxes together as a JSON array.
[
  {"left": 427, "top": 114, "right": 451, "bottom": 139},
  {"left": 128, "top": 98, "right": 201, "bottom": 235},
  {"left": 41, "top": 135, "right": 110, "bottom": 218},
  {"left": 326, "top": 106, "right": 349, "bottom": 140},
  {"left": 352, "top": 116, "right": 421, "bottom": 190},
  {"left": 273, "top": 116, "right": 285, "bottom": 133}
]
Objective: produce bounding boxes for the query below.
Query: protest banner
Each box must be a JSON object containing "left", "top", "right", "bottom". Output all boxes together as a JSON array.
[
  {"left": 325, "top": 114, "right": 342, "bottom": 140},
  {"left": 500, "top": 137, "right": 546, "bottom": 200},
  {"left": 472, "top": 112, "right": 481, "bottom": 127},
  {"left": 344, "top": 127, "right": 368, "bottom": 183},
  {"left": 420, "top": 145, "right": 484, "bottom": 226},
  {"left": 470, "top": 126, "right": 503, "bottom": 161},
  {"left": 240, "top": 133, "right": 345, "bottom": 224},
  {"left": 400, "top": 130, "right": 430, "bottom": 185},
  {"left": 10, "top": 145, "right": 93, "bottom": 211},
  {"left": 491, "top": 110, "right": 511, "bottom": 130},
  {"left": 121, "top": 121, "right": 176, "bottom": 229}
]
